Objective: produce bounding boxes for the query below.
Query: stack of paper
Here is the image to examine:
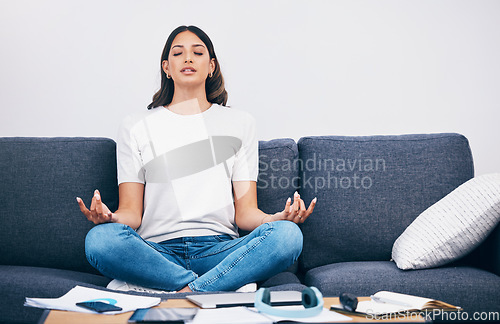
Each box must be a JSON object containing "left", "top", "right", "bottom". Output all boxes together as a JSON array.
[{"left": 25, "top": 286, "right": 161, "bottom": 315}]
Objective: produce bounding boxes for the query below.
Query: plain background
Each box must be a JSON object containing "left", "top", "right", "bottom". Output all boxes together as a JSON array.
[{"left": 1, "top": 0, "right": 499, "bottom": 176}]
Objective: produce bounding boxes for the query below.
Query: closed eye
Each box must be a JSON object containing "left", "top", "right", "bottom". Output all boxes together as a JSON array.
[{"left": 172, "top": 52, "right": 202, "bottom": 56}]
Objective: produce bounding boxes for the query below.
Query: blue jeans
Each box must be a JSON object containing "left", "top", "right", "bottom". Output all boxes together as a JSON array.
[{"left": 85, "top": 221, "right": 303, "bottom": 292}]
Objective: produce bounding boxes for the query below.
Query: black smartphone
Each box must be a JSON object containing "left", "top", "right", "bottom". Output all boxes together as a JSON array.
[
  {"left": 128, "top": 308, "right": 198, "bottom": 323},
  {"left": 76, "top": 301, "right": 123, "bottom": 313}
]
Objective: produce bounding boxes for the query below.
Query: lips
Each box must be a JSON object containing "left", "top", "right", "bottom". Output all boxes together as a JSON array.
[{"left": 181, "top": 67, "right": 197, "bottom": 73}]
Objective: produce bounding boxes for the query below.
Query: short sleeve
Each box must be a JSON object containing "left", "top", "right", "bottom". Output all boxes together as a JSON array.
[
  {"left": 232, "top": 114, "right": 258, "bottom": 182},
  {"left": 116, "top": 115, "right": 146, "bottom": 185}
]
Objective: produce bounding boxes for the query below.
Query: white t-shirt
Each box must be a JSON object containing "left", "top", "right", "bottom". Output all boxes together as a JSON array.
[{"left": 116, "top": 104, "right": 258, "bottom": 243}]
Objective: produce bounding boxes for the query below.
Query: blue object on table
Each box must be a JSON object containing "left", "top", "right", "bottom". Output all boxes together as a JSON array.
[{"left": 254, "top": 287, "right": 324, "bottom": 318}]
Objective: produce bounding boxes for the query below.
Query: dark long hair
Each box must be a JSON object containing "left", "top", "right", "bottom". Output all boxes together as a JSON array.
[{"left": 147, "top": 25, "right": 228, "bottom": 109}]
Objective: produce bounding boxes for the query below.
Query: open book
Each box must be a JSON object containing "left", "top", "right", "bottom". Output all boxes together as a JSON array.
[{"left": 331, "top": 291, "right": 461, "bottom": 316}]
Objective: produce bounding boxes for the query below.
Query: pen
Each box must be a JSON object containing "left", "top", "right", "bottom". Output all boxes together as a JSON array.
[{"left": 370, "top": 295, "right": 413, "bottom": 308}]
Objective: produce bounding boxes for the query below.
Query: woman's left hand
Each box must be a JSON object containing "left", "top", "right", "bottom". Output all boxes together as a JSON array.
[{"left": 269, "top": 191, "right": 317, "bottom": 224}]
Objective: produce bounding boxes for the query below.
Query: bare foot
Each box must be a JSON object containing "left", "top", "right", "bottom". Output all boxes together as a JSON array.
[{"left": 177, "top": 285, "right": 192, "bottom": 293}]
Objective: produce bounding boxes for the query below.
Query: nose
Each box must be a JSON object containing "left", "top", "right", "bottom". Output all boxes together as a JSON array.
[{"left": 185, "top": 55, "right": 193, "bottom": 63}]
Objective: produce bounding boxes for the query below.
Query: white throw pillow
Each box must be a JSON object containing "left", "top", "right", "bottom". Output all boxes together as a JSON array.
[{"left": 392, "top": 173, "right": 500, "bottom": 270}]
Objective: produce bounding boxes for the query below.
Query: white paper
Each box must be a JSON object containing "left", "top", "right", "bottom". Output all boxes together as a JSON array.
[
  {"left": 191, "top": 307, "right": 272, "bottom": 324},
  {"left": 25, "top": 285, "right": 161, "bottom": 315},
  {"left": 258, "top": 306, "right": 352, "bottom": 323},
  {"left": 372, "top": 291, "right": 431, "bottom": 309},
  {"left": 190, "top": 306, "right": 351, "bottom": 323},
  {"left": 356, "top": 300, "right": 412, "bottom": 315}
]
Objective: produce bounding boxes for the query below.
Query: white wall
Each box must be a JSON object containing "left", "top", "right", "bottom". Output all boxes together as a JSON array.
[{"left": 1, "top": 0, "right": 499, "bottom": 175}]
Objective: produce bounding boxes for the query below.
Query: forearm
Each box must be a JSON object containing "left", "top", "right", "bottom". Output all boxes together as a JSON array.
[
  {"left": 232, "top": 181, "right": 310, "bottom": 231},
  {"left": 235, "top": 206, "right": 273, "bottom": 231},
  {"left": 112, "top": 208, "right": 142, "bottom": 230},
  {"left": 77, "top": 185, "right": 144, "bottom": 228}
]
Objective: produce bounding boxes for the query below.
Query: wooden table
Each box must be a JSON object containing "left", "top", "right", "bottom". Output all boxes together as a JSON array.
[{"left": 40, "top": 297, "right": 427, "bottom": 323}]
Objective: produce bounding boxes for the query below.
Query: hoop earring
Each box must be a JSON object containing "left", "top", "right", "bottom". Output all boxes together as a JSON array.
[
  {"left": 209, "top": 72, "right": 213, "bottom": 78},
  {"left": 166, "top": 73, "right": 171, "bottom": 79}
]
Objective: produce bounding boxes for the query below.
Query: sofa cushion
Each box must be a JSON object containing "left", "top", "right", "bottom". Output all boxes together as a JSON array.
[
  {"left": 0, "top": 265, "right": 111, "bottom": 324},
  {"left": 297, "top": 133, "right": 474, "bottom": 272},
  {"left": 392, "top": 173, "right": 500, "bottom": 270},
  {"left": 304, "top": 261, "right": 500, "bottom": 312},
  {"left": 0, "top": 138, "right": 119, "bottom": 274},
  {"left": 259, "top": 271, "right": 303, "bottom": 288}
]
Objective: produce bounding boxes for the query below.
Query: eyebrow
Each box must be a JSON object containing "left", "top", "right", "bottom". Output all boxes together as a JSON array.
[{"left": 171, "top": 44, "right": 206, "bottom": 49}]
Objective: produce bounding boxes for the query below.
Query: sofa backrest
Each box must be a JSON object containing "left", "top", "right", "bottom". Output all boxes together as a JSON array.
[
  {"left": 256, "top": 139, "right": 299, "bottom": 217},
  {"left": 0, "top": 137, "right": 119, "bottom": 274},
  {"left": 296, "top": 133, "right": 474, "bottom": 272},
  {"left": 2, "top": 135, "right": 485, "bottom": 276}
]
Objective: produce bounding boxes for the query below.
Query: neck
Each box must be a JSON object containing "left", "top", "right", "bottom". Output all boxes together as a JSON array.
[{"left": 168, "top": 85, "right": 211, "bottom": 115}]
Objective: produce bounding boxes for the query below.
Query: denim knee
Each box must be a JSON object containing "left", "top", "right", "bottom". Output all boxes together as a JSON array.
[
  {"left": 269, "top": 221, "right": 303, "bottom": 263},
  {"left": 85, "top": 223, "right": 130, "bottom": 266}
]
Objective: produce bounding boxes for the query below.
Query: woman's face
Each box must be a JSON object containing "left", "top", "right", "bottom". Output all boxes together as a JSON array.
[{"left": 162, "top": 31, "right": 215, "bottom": 88}]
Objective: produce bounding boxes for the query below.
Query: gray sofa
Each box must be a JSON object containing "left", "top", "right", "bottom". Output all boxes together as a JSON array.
[{"left": 1, "top": 134, "right": 499, "bottom": 324}]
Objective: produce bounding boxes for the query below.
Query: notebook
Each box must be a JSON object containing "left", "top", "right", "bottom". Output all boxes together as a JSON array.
[
  {"left": 186, "top": 291, "right": 303, "bottom": 309},
  {"left": 330, "top": 290, "right": 461, "bottom": 316}
]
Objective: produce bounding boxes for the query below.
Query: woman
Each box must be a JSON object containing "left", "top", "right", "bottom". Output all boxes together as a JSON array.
[{"left": 77, "top": 25, "right": 317, "bottom": 293}]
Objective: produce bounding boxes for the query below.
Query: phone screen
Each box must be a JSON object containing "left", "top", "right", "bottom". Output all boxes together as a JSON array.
[
  {"left": 128, "top": 308, "right": 198, "bottom": 323},
  {"left": 76, "top": 301, "right": 123, "bottom": 313}
]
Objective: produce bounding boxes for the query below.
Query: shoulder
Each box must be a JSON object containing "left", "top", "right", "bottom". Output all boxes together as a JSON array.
[
  {"left": 213, "top": 104, "right": 256, "bottom": 124},
  {"left": 119, "top": 107, "right": 164, "bottom": 130}
]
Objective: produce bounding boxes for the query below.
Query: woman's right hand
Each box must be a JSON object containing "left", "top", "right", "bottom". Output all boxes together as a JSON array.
[{"left": 76, "top": 189, "right": 117, "bottom": 224}]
